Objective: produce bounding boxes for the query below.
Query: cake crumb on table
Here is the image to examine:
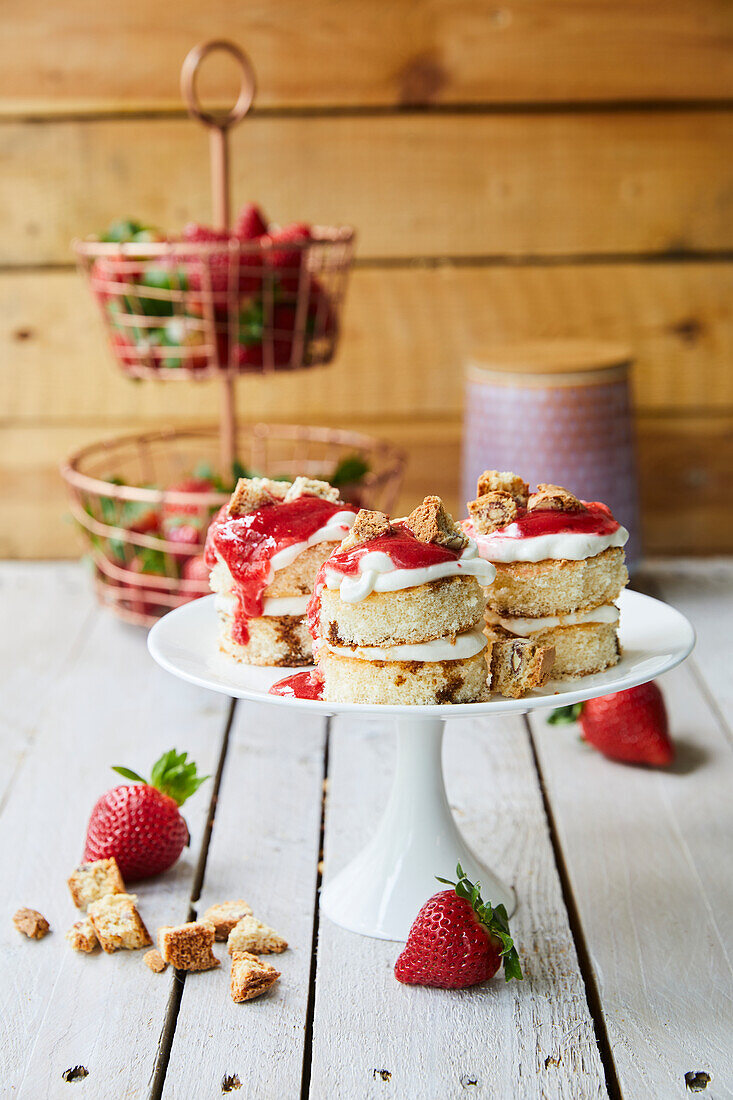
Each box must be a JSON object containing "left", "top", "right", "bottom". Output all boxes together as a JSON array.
[
  {"left": 144, "top": 949, "right": 167, "bottom": 973},
  {"left": 13, "top": 908, "right": 50, "bottom": 939}
]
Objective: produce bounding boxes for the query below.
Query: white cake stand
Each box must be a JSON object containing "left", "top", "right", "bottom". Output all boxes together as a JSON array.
[{"left": 148, "top": 589, "right": 694, "bottom": 940}]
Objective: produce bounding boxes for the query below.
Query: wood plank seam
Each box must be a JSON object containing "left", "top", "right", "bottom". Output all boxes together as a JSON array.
[
  {"left": 523, "top": 716, "right": 623, "bottom": 1100},
  {"left": 300, "top": 718, "right": 331, "bottom": 1100},
  {"left": 149, "top": 696, "right": 238, "bottom": 1100}
]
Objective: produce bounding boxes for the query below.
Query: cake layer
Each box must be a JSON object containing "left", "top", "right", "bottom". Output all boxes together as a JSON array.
[
  {"left": 510, "top": 620, "right": 621, "bottom": 680},
  {"left": 486, "top": 547, "right": 628, "bottom": 617},
  {"left": 315, "top": 575, "right": 486, "bottom": 647},
  {"left": 485, "top": 631, "right": 555, "bottom": 700},
  {"left": 217, "top": 612, "right": 312, "bottom": 666},
  {"left": 319, "top": 648, "right": 491, "bottom": 705},
  {"left": 210, "top": 541, "right": 341, "bottom": 603}
]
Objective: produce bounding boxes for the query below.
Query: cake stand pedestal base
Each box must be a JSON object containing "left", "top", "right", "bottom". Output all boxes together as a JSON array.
[{"left": 320, "top": 716, "right": 516, "bottom": 941}]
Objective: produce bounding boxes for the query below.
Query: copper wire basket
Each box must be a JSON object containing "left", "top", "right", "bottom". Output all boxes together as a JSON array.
[
  {"left": 61, "top": 424, "right": 406, "bottom": 627},
  {"left": 73, "top": 42, "right": 354, "bottom": 386}
]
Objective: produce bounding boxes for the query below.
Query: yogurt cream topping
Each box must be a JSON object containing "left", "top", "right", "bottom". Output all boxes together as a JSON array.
[
  {"left": 215, "top": 592, "right": 310, "bottom": 619},
  {"left": 465, "top": 502, "right": 629, "bottom": 564},
  {"left": 316, "top": 627, "right": 489, "bottom": 664},
  {"left": 485, "top": 603, "right": 620, "bottom": 637},
  {"left": 317, "top": 524, "right": 495, "bottom": 605}
]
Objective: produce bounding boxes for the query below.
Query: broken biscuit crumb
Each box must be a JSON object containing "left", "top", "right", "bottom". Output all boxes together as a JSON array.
[
  {"left": 476, "top": 470, "right": 529, "bottom": 506},
  {"left": 13, "top": 908, "right": 50, "bottom": 940},
  {"left": 227, "top": 477, "right": 290, "bottom": 517},
  {"left": 528, "top": 483, "right": 584, "bottom": 513},
  {"left": 88, "top": 893, "right": 151, "bottom": 953},
  {"left": 67, "top": 857, "right": 126, "bottom": 910},
  {"left": 468, "top": 491, "right": 519, "bottom": 534},
  {"left": 144, "top": 949, "right": 167, "bottom": 973},
  {"left": 227, "top": 915, "right": 288, "bottom": 956},
  {"left": 158, "top": 921, "right": 219, "bottom": 971},
  {"left": 66, "top": 917, "right": 98, "bottom": 953},
  {"left": 339, "top": 509, "right": 391, "bottom": 552},
  {"left": 284, "top": 477, "right": 340, "bottom": 503},
  {"left": 405, "top": 496, "right": 467, "bottom": 550},
  {"left": 202, "top": 899, "right": 253, "bottom": 942},
  {"left": 230, "top": 951, "right": 280, "bottom": 1003}
]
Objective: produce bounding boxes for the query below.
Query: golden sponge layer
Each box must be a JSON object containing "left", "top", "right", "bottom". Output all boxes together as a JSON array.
[
  {"left": 316, "top": 576, "right": 486, "bottom": 648},
  {"left": 486, "top": 547, "right": 628, "bottom": 617},
  {"left": 319, "top": 648, "right": 490, "bottom": 705},
  {"left": 218, "top": 613, "right": 312, "bottom": 666}
]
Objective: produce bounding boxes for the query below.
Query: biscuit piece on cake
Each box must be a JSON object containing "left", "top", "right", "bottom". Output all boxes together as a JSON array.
[
  {"left": 227, "top": 916, "right": 288, "bottom": 956},
  {"left": 284, "top": 476, "right": 340, "bottom": 503},
  {"left": 468, "top": 491, "right": 519, "bottom": 535},
  {"left": 88, "top": 893, "right": 151, "bottom": 953},
  {"left": 66, "top": 917, "right": 98, "bottom": 953},
  {"left": 339, "top": 509, "right": 391, "bottom": 552},
  {"left": 13, "top": 908, "right": 50, "bottom": 940},
  {"left": 488, "top": 616, "right": 621, "bottom": 680},
  {"left": 476, "top": 470, "right": 529, "bottom": 507},
  {"left": 202, "top": 899, "right": 253, "bottom": 941},
  {"left": 527, "top": 483, "right": 584, "bottom": 513},
  {"left": 486, "top": 630, "right": 555, "bottom": 699},
  {"left": 144, "top": 949, "right": 167, "bottom": 973},
  {"left": 157, "top": 921, "right": 219, "bottom": 971},
  {"left": 230, "top": 952, "right": 281, "bottom": 1003},
  {"left": 68, "top": 858, "right": 126, "bottom": 910},
  {"left": 227, "top": 477, "right": 290, "bottom": 517},
  {"left": 406, "top": 496, "right": 467, "bottom": 551}
]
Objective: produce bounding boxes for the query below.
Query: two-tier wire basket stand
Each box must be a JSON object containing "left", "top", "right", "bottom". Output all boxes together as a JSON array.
[{"left": 62, "top": 41, "right": 405, "bottom": 625}]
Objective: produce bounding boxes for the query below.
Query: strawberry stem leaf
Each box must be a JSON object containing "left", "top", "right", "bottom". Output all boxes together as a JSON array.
[
  {"left": 547, "top": 703, "right": 584, "bottom": 726},
  {"left": 112, "top": 750, "right": 209, "bottom": 807},
  {"left": 436, "top": 863, "right": 523, "bottom": 982}
]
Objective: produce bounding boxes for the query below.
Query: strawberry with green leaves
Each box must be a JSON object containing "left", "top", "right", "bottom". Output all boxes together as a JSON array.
[
  {"left": 394, "top": 864, "right": 522, "bottom": 989},
  {"left": 83, "top": 751, "right": 209, "bottom": 881},
  {"left": 549, "top": 682, "right": 673, "bottom": 766}
]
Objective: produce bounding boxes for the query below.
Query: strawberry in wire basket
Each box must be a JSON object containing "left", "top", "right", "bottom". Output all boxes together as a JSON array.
[{"left": 394, "top": 864, "right": 522, "bottom": 989}]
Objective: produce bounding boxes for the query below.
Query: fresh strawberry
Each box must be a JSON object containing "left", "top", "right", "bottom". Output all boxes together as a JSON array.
[
  {"left": 83, "top": 750, "right": 208, "bottom": 880},
  {"left": 394, "top": 864, "right": 522, "bottom": 989},
  {"left": 181, "top": 554, "right": 210, "bottom": 585},
  {"left": 263, "top": 222, "right": 311, "bottom": 290},
  {"left": 182, "top": 223, "right": 233, "bottom": 295},
  {"left": 549, "top": 682, "right": 673, "bottom": 766},
  {"left": 234, "top": 202, "right": 268, "bottom": 240}
]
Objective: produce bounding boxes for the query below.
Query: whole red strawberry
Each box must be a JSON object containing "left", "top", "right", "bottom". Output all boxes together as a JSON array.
[
  {"left": 549, "top": 682, "right": 673, "bottom": 766},
  {"left": 234, "top": 202, "right": 268, "bottom": 240},
  {"left": 394, "top": 864, "right": 522, "bottom": 989},
  {"left": 83, "top": 750, "right": 208, "bottom": 881}
]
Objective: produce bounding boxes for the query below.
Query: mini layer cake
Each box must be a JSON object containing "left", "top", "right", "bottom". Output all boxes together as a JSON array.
[
  {"left": 205, "top": 476, "right": 357, "bottom": 665},
  {"left": 465, "top": 471, "right": 629, "bottom": 681},
  {"left": 306, "top": 497, "right": 495, "bottom": 705}
]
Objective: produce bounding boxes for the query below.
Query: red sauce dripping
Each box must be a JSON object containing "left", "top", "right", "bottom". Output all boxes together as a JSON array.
[
  {"left": 470, "top": 501, "right": 619, "bottom": 541},
  {"left": 205, "top": 498, "right": 355, "bottom": 644},
  {"left": 307, "top": 522, "right": 461, "bottom": 638},
  {"left": 269, "top": 668, "right": 324, "bottom": 700}
]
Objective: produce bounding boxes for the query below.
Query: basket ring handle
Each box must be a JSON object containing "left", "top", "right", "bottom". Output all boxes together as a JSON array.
[{"left": 180, "top": 40, "right": 256, "bottom": 131}]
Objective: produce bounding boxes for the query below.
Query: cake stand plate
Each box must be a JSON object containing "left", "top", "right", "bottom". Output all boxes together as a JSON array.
[{"left": 148, "top": 590, "right": 694, "bottom": 940}]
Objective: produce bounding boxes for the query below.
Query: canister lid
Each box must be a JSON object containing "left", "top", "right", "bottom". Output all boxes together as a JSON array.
[{"left": 467, "top": 340, "right": 632, "bottom": 384}]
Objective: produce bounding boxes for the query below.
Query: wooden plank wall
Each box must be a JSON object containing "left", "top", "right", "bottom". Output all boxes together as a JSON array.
[{"left": 1, "top": 1, "right": 732, "bottom": 557}]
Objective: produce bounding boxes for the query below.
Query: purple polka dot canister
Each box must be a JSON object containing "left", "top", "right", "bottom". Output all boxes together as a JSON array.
[{"left": 461, "top": 341, "right": 640, "bottom": 567}]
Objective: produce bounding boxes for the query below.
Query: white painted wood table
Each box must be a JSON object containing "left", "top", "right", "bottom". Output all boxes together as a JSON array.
[{"left": 1, "top": 560, "right": 732, "bottom": 1100}]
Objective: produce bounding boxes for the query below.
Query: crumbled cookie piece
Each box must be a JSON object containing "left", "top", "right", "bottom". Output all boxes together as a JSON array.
[
  {"left": 486, "top": 628, "right": 556, "bottom": 699},
  {"left": 157, "top": 921, "right": 220, "bottom": 971},
  {"left": 227, "top": 916, "right": 288, "bottom": 956},
  {"left": 230, "top": 951, "right": 281, "bottom": 1003},
  {"left": 67, "top": 857, "right": 126, "bottom": 910},
  {"left": 88, "top": 893, "right": 151, "bottom": 953},
  {"left": 65, "top": 917, "right": 98, "bottom": 953},
  {"left": 227, "top": 477, "right": 290, "bottom": 517},
  {"left": 476, "top": 470, "right": 529, "bottom": 507},
  {"left": 405, "top": 496, "right": 468, "bottom": 550},
  {"left": 143, "top": 949, "right": 167, "bottom": 973},
  {"left": 527, "top": 483, "right": 585, "bottom": 513},
  {"left": 202, "top": 899, "right": 253, "bottom": 941},
  {"left": 468, "top": 491, "right": 519, "bottom": 535},
  {"left": 339, "top": 509, "right": 392, "bottom": 552},
  {"left": 284, "top": 477, "right": 340, "bottom": 503},
  {"left": 13, "top": 908, "right": 50, "bottom": 940}
]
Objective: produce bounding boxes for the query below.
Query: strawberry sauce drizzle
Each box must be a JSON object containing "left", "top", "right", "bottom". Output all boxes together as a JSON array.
[
  {"left": 473, "top": 501, "right": 619, "bottom": 540},
  {"left": 205, "top": 497, "right": 355, "bottom": 644},
  {"left": 306, "top": 522, "right": 460, "bottom": 638},
  {"left": 269, "top": 668, "right": 324, "bottom": 700}
]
